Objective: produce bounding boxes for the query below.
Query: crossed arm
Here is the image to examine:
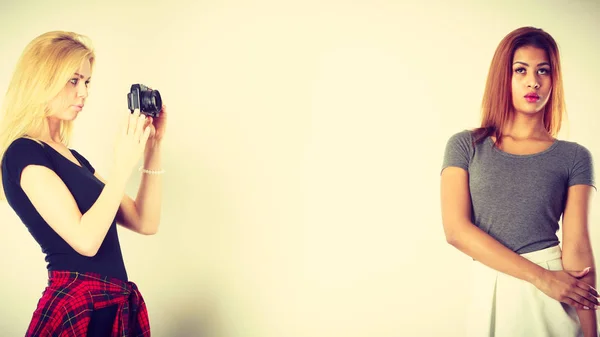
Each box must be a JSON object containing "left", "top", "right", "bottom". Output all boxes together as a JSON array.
[{"left": 441, "top": 166, "right": 598, "bottom": 335}]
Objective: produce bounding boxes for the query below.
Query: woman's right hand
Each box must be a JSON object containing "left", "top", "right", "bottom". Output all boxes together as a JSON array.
[
  {"left": 534, "top": 268, "right": 599, "bottom": 310},
  {"left": 112, "top": 109, "right": 152, "bottom": 182}
]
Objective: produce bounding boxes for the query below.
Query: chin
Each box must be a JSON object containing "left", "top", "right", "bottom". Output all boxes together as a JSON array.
[
  {"left": 66, "top": 114, "right": 79, "bottom": 121},
  {"left": 517, "top": 108, "right": 545, "bottom": 116}
]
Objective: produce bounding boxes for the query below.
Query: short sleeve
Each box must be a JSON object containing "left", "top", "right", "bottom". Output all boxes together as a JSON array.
[
  {"left": 2, "top": 138, "right": 54, "bottom": 187},
  {"left": 70, "top": 149, "right": 95, "bottom": 174},
  {"left": 569, "top": 144, "right": 596, "bottom": 190},
  {"left": 441, "top": 130, "right": 474, "bottom": 174}
]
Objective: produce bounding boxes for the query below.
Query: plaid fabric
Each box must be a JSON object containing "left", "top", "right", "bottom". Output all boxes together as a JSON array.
[{"left": 25, "top": 271, "right": 150, "bottom": 336}]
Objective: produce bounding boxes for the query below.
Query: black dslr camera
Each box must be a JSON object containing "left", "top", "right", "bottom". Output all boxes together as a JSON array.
[{"left": 127, "top": 84, "right": 162, "bottom": 118}]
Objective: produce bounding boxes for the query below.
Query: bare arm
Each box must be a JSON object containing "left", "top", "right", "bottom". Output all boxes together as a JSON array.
[
  {"left": 19, "top": 110, "right": 151, "bottom": 257},
  {"left": 93, "top": 142, "right": 162, "bottom": 236},
  {"left": 441, "top": 166, "right": 548, "bottom": 282},
  {"left": 134, "top": 141, "right": 162, "bottom": 234},
  {"left": 21, "top": 165, "right": 130, "bottom": 257},
  {"left": 561, "top": 184, "right": 598, "bottom": 336},
  {"left": 441, "top": 166, "right": 599, "bottom": 310}
]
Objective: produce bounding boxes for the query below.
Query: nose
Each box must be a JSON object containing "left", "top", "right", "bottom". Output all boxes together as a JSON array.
[
  {"left": 527, "top": 73, "right": 540, "bottom": 89},
  {"left": 77, "top": 83, "right": 88, "bottom": 98}
]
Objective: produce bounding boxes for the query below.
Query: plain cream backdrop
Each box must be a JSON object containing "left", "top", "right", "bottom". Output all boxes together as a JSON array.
[{"left": 0, "top": 0, "right": 598, "bottom": 336}]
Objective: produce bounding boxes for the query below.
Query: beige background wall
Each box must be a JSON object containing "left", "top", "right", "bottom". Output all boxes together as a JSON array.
[{"left": 0, "top": 0, "right": 598, "bottom": 336}]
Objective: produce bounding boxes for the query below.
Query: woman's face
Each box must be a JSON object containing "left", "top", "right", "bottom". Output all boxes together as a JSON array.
[
  {"left": 510, "top": 46, "right": 552, "bottom": 117},
  {"left": 47, "top": 58, "right": 92, "bottom": 121}
]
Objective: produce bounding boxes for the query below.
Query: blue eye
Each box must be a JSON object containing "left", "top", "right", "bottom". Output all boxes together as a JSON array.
[{"left": 514, "top": 67, "right": 526, "bottom": 74}]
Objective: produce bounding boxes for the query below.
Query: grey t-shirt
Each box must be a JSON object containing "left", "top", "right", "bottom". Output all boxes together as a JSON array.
[{"left": 442, "top": 130, "right": 596, "bottom": 254}]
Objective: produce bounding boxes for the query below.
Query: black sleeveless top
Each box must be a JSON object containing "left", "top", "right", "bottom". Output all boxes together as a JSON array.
[{"left": 1, "top": 137, "right": 128, "bottom": 281}]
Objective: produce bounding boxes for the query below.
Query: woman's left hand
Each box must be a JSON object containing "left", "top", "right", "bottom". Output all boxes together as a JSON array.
[{"left": 143, "top": 104, "right": 168, "bottom": 145}]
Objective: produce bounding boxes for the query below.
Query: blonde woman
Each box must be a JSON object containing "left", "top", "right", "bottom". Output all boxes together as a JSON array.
[
  {"left": 441, "top": 27, "right": 597, "bottom": 336},
  {"left": 0, "top": 31, "right": 167, "bottom": 336}
]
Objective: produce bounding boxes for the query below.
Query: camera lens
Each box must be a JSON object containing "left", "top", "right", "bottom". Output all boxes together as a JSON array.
[{"left": 141, "top": 89, "right": 162, "bottom": 113}]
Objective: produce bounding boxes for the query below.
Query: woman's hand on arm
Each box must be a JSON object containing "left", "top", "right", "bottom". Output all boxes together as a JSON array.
[
  {"left": 560, "top": 184, "right": 598, "bottom": 336},
  {"left": 441, "top": 166, "right": 598, "bottom": 310}
]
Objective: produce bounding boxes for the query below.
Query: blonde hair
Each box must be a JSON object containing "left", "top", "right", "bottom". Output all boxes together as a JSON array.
[{"left": 0, "top": 31, "right": 95, "bottom": 200}]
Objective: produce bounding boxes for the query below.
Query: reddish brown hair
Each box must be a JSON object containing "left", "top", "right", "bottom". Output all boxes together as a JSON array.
[{"left": 472, "top": 27, "right": 566, "bottom": 146}]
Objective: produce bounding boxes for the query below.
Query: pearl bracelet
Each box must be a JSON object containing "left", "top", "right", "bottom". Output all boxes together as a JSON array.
[{"left": 139, "top": 166, "right": 165, "bottom": 175}]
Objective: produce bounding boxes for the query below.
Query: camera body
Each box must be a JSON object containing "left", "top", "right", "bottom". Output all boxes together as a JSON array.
[{"left": 127, "top": 84, "right": 162, "bottom": 118}]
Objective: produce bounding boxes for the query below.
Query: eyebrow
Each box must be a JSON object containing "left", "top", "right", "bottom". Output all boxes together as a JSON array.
[
  {"left": 74, "top": 73, "right": 91, "bottom": 81},
  {"left": 513, "top": 61, "right": 550, "bottom": 67}
]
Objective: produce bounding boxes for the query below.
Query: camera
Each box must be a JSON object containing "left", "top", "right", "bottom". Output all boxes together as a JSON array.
[{"left": 127, "top": 84, "right": 162, "bottom": 117}]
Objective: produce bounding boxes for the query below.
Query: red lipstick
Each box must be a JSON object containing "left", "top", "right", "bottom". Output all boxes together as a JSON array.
[{"left": 524, "top": 92, "right": 539, "bottom": 103}]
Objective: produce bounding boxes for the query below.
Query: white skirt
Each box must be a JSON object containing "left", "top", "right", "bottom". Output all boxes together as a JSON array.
[{"left": 466, "top": 245, "right": 583, "bottom": 337}]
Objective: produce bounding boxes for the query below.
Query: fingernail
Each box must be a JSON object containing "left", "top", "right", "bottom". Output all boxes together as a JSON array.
[{"left": 584, "top": 306, "right": 590, "bottom": 310}]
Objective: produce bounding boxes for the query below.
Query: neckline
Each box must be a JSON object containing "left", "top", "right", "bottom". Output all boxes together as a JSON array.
[
  {"left": 39, "top": 140, "right": 84, "bottom": 169},
  {"left": 486, "top": 136, "right": 560, "bottom": 158}
]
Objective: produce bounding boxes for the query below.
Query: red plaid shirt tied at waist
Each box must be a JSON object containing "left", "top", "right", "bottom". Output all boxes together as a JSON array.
[{"left": 25, "top": 271, "right": 150, "bottom": 336}]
